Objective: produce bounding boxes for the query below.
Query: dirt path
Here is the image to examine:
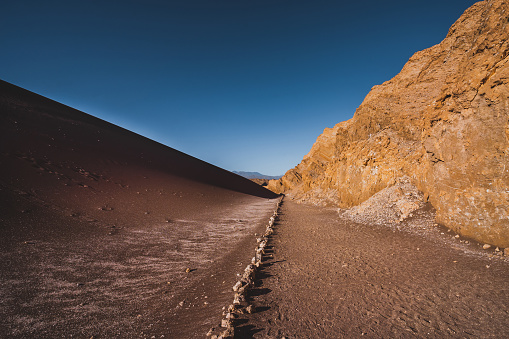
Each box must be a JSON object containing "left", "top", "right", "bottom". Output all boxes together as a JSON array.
[{"left": 236, "top": 201, "right": 509, "bottom": 338}]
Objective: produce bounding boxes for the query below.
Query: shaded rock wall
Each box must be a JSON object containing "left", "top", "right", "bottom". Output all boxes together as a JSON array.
[{"left": 268, "top": 0, "right": 509, "bottom": 247}]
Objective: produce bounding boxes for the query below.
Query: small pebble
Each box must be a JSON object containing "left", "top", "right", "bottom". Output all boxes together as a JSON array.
[{"left": 233, "top": 281, "right": 242, "bottom": 292}]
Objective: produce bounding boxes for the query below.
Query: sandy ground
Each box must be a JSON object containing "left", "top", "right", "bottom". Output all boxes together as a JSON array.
[
  {"left": 0, "top": 80, "right": 279, "bottom": 338},
  {"left": 237, "top": 201, "right": 509, "bottom": 338},
  {"left": 0, "top": 191, "right": 278, "bottom": 338}
]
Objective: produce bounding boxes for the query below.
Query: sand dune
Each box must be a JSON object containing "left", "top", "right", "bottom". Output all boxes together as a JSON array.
[{"left": 0, "top": 80, "right": 279, "bottom": 338}]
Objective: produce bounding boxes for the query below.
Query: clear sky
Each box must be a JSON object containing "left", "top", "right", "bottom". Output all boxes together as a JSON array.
[{"left": 1, "top": 0, "right": 477, "bottom": 176}]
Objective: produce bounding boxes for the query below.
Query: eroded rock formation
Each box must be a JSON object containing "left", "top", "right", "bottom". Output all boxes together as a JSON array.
[{"left": 268, "top": 0, "right": 509, "bottom": 247}]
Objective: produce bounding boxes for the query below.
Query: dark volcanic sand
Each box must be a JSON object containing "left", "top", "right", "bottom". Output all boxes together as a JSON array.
[
  {"left": 0, "top": 80, "right": 279, "bottom": 338},
  {"left": 238, "top": 201, "right": 509, "bottom": 338}
]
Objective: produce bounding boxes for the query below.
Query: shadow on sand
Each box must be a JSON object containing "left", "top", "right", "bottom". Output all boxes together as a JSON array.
[{"left": 234, "top": 238, "right": 286, "bottom": 338}]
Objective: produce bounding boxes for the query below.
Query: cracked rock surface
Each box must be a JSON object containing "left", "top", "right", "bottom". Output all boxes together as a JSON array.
[{"left": 268, "top": 0, "right": 509, "bottom": 247}]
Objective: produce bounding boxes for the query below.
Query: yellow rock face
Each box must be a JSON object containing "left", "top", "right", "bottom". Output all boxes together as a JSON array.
[{"left": 268, "top": 0, "right": 509, "bottom": 247}]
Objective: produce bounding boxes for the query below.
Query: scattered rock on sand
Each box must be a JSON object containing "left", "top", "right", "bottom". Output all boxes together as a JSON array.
[
  {"left": 221, "top": 318, "right": 231, "bottom": 328},
  {"left": 483, "top": 244, "right": 492, "bottom": 250},
  {"left": 232, "top": 281, "right": 242, "bottom": 292}
]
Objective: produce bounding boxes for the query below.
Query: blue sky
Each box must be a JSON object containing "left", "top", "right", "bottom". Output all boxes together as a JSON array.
[{"left": 1, "top": 0, "right": 476, "bottom": 176}]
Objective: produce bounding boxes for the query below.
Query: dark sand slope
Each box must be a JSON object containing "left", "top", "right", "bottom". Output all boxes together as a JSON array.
[
  {"left": 0, "top": 80, "right": 279, "bottom": 338},
  {"left": 241, "top": 202, "right": 509, "bottom": 338}
]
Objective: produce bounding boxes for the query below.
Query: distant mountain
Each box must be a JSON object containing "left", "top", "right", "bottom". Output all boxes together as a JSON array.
[{"left": 233, "top": 171, "right": 282, "bottom": 180}]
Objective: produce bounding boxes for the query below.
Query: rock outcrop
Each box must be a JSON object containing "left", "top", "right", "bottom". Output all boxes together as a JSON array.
[{"left": 268, "top": 0, "right": 509, "bottom": 247}]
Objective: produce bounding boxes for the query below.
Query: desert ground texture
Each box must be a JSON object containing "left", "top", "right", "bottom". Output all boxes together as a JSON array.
[
  {"left": 235, "top": 200, "right": 509, "bottom": 338},
  {"left": 0, "top": 80, "right": 280, "bottom": 338}
]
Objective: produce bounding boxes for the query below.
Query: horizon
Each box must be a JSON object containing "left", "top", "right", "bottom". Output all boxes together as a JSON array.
[{"left": 1, "top": 0, "right": 477, "bottom": 176}]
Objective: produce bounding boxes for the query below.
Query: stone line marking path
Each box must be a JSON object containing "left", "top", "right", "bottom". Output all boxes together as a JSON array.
[
  {"left": 207, "top": 197, "right": 284, "bottom": 338},
  {"left": 234, "top": 201, "right": 509, "bottom": 338}
]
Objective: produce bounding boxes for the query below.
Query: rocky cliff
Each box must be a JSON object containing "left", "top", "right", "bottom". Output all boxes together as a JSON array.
[{"left": 268, "top": 0, "right": 509, "bottom": 248}]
